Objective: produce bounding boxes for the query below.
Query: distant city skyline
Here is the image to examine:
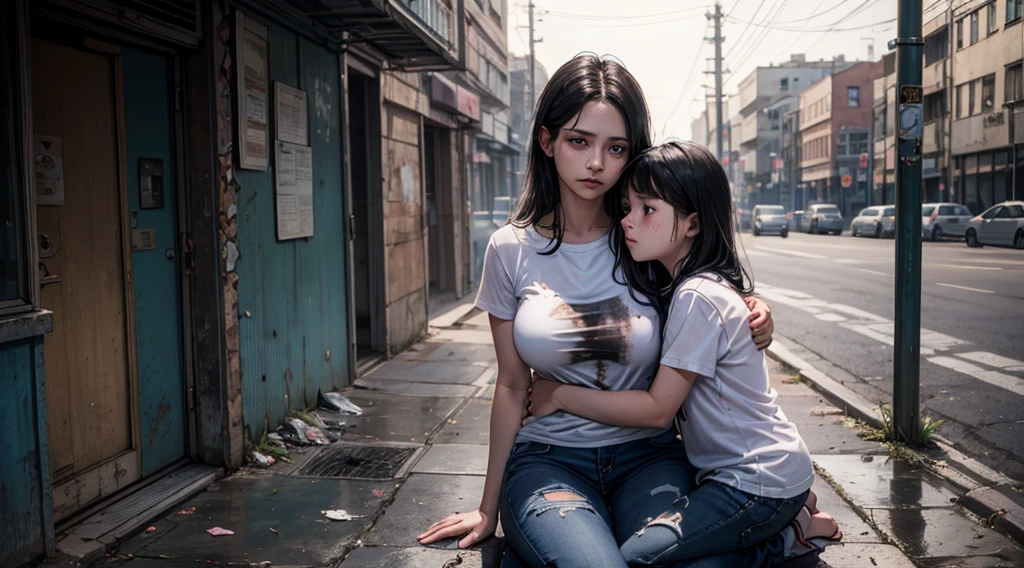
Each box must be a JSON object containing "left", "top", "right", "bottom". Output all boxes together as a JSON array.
[{"left": 506, "top": 0, "right": 900, "bottom": 143}]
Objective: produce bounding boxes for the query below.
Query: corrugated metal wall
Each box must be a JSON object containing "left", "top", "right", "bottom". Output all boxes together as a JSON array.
[
  {"left": 234, "top": 18, "right": 349, "bottom": 439},
  {"left": 0, "top": 339, "right": 48, "bottom": 566}
]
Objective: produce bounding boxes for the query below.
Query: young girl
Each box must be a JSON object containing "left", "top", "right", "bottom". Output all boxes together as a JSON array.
[
  {"left": 527, "top": 141, "right": 842, "bottom": 566},
  {"left": 416, "top": 56, "right": 781, "bottom": 568}
]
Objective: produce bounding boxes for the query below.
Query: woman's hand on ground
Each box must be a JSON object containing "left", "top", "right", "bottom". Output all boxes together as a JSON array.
[
  {"left": 417, "top": 509, "right": 496, "bottom": 549},
  {"left": 527, "top": 376, "right": 562, "bottom": 421},
  {"left": 745, "top": 296, "right": 775, "bottom": 350}
]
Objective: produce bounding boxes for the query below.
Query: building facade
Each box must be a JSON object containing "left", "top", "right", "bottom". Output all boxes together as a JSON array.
[
  {"left": 0, "top": 0, "right": 498, "bottom": 564},
  {"left": 798, "top": 61, "right": 880, "bottom": 216},
  {"left": 509, "top": 54, "right": 549, "bottom": 200},
  {"left": 872, "top": 51, "right": 898, "bottom": 205},
  {"left": 736, "top": 54, "right": 857, "bottom": 209}
]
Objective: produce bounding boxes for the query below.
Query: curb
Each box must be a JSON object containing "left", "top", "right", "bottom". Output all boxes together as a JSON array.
[{"left": 766, "top": 337, "right": 1024, "bottom": 547}]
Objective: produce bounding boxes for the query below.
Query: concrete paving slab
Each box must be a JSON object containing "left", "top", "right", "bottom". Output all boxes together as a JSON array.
[
  {"left": 334, "top": 391, "right": 461, "bottom": 444},
  {"left": 915, "top": 555, "right": 1024, "bottom": 567},
  {"left": 365, "top": 359, "right": 491, "bottom": 385},
  {"left": 818, "top": 543, "right": 918, "bottom": 568},
  {"left": 411, "top": 444, "right": 488, "bottom": 476},
  {"left": 122, "top": 475, "right": 393, "bottom": 568},
  {"left": 812, "top": 454, "right": 960, "bottom": 509},
  {"left": 809, "top": 478, "right": 883, "bottom": 544},
  {"left": 363, "top": 474, "right": 486, "bottom": 547},
  {"left": 340, "top": 545, "right": 484, "bottom": 568},
  {"left": 434, "top": 400, "right": 491, "bottom": 445},
  {"left": 353, "top": 376, "right": 478, "bottom": 398},
  {"left": 780, "top": 393, "right": 885, "bottom": 455},
  {"left": 398, "top": 341, "right": 496, "bottom": 364},
  {"left": 436, "top": 329, "right": 496, "bottom": 345},
  {"left": 868, "top": 507, "right": 1024, "bottom": 562},
  {"left": 458, "top": 310, "right": 491, "bottom": 329}
]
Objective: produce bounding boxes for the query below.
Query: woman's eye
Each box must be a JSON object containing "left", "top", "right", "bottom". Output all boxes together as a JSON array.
[
  {"left": 569, "top": 137, "right": 587, "bottom": 146},
  {"left": 621, "top": 204, "right": 631, "bottom": 213}
]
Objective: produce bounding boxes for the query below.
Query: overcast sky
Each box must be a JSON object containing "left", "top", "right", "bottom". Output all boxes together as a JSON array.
[{"left": 507, "top": 0, "right": 901, "bottom": 143}]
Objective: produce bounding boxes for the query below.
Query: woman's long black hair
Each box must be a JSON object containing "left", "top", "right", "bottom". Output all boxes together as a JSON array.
[
  {"left": 510, "top": 54, "right": 652, "bottom": 254},
  {"left": 613, "top": 141, "right": 753, "bottom": 314}
]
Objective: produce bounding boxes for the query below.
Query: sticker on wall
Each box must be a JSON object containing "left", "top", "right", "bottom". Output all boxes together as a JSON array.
[
  {"left": 400, "top": 163, "right": 417, "bottom": 205},
  {"left": 35, "top": 135, "right": 65, "bottom": 205},
  {"left": 138, "top": 157, "right": 165, "bottom": 209},
  {"left": 236, "top": 11, "right": 269, "bottom": 171}
]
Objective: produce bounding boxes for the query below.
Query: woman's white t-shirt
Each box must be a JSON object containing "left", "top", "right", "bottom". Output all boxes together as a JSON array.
[{"left": 475, "top": 224, "right": 668, "bottom": 448}]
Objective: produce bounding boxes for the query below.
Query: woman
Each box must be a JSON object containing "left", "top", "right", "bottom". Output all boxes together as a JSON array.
[{"left": 417, "top": 55, "right": 778, "bottom": 567}]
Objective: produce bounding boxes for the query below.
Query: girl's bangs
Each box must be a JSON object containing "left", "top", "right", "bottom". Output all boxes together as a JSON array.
[{"left": 624, "top": 154, "right": 673, "bottom": 202}]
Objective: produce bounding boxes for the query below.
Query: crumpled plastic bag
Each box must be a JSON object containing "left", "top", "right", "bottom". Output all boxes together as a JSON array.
[
  {"left": 317, "top": 390, "right": 363, "bottom": 416},
  {"left": 249, "top": 450, "right": 276, "bottom": 467},
  {"left": 278, "top": 418, "right": 313, "bottom": 446},
  {"left": 305, "top": 425, "right": 331, "bottom": 445}
]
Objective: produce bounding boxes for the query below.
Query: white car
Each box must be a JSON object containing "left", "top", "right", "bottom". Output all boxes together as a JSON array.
[
  {"left": 921, "top": 202, "right": 973, "bottom": 241},
  {"left": 964, "top": 201, "right": 1024, "bottom": 249}
]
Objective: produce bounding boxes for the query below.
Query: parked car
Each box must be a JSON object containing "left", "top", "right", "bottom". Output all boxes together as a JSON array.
[
  {"left": 964, "top": 201, "right": 1024, "bottom": 249},
  {"left": 850, "top": 205, "right": 895, "bottom": 238},
  {"left": 800, "top": 203, "right": 843, "bottom": 235},
  {"left": 790, "top": 210, "right": 805, "bottom": 231},
  {"left": 921, "top": 202, "right": 973, "bottom": 241},
  {"left": 751, "top": 205, "right": 789, "bottom": 237}
]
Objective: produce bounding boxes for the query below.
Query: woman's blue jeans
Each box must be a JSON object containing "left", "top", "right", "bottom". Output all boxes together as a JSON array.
[{"left": 498, "top": 429, "right": 800, "bottom": 568}]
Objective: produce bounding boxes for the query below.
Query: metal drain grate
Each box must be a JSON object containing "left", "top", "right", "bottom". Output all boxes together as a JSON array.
[{"left": 295, "top": 445, "right": 418, "bottom": 479}]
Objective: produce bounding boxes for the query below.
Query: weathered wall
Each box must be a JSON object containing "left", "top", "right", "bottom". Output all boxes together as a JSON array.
[
  {"left": 232, "top": 15, "right": 349, "bottom": 438},
  {"left": 382, "top": 71, "right": 428, "bottom": 354},
  {"left": 0, "top": 338, "right": 48, "bottom": 567}
]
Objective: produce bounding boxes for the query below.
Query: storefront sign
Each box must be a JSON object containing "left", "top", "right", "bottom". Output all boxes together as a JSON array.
[
  {"left": 456, "top": 86, "right": 480, "bottom": 121},
  {"left": 430, "top": 75, "right": 458, "bottom": 112}
]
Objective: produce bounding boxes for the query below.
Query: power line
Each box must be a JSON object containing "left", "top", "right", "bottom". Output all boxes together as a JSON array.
[
  {"left": 541, "top": 5, "right": 711, "bottom": 20},
  {"left": 539, "top": 13, "right": 708, "bottom": 28},
  {"left": 660, "top": 25, "right": 711, "bottom": 138},
  {"left": 723, "top": 0, "right": 769, "bottom": 60}
]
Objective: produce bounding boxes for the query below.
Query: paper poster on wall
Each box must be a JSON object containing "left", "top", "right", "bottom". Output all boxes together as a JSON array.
[
  {"left": 275, "top": 82, "right": 308, "bottom": 146},
  {"left": 275, "top": 141, "right": 314, "bottom": 240},
  {"left": 236, "top": 11, "right": 269, "bottom": 171},
  {"left": 34, "top": 135, "right": 65, "bottom": 205}
]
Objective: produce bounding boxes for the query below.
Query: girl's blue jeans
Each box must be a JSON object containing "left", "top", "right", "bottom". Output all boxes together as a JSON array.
[{"left": 498, "top": 429, "right": 803, "bottom": 568}]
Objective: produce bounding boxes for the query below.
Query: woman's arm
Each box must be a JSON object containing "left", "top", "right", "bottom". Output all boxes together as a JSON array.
[
  {"left": 528, "top": 364, "right": 697, "bottom": 429},
  {"left": 418, "top": 314, "right": 530, "bottom": 548}
]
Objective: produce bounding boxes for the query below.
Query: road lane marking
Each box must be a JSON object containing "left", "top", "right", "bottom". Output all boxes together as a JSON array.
[
  {"left": 929, "top": 357, "right": 1024, "bottom": 397},
  {"left": 814, "top": 313, "right": 847, "bottom": 322},
  {"left": 835, "top": 259, "right": 868, "bottom": 264},
  {"left": 856, "top": 268, "right": 890, "bottom": 276},
  {"left": 935, "top": 283, "right": 994, "bottom": 294},
  {"left": 957, "top": 351, "right": 1024, "bottom": 370},
  {"left": 754, "top": 246, "right": 827, "bottom": 259},
  {"left": 939, "top": 264, "right": 1003, "bottom": 271}
]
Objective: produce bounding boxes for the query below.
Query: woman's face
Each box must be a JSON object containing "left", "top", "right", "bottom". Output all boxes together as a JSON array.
[{"left": 539, "top": 100, "right": 630, "bottom": 204}]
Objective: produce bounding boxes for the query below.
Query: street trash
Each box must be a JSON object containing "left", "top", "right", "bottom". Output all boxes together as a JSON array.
[
  {"left": 372, "top": 489, "right": 386, "bottom": 497},
  {"left": 266, "top": 433, "right": 286, "bottom": 446},
  {"left": 311, "top": 410, "right": 346, "bottom": 431},
  {"left": 322, "top": 509, "right": 361, "bottom": 522},
  {"left": 249, "top": 450, "right": 276, "bottom": 467},
  {"left": 278, "top": 418, "right": 313, "bottom": 445},
  {"left": 269, "top": 527, "right": 279, "bottom": 535},
  {"left": 177, "top": 507, "right": 196, "bottom": 515},
  {"left": 144, "top": 526, "right": 156, "bottom": 534},
  {"left": 305, "top": 426, "right": 331, "bottom": 445},
  {"left": 206, "top": 527, "right": 235, "bottom": 536},
  {"left": 317, "top": 390, "right": 363, "bottom": 416}
]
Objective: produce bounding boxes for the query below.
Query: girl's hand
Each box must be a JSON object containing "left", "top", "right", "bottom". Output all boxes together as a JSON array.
[
  {"left": 745, "top": 296, "right": 775, "bottom": 350},
  {"left": 526, "top": 375, "right": 562, "bottom": 422},
  {"left": 417, "top": 509, "right": 496, "bottom": 549}
]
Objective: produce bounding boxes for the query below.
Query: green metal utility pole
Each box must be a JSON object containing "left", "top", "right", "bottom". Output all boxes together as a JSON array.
[{"left": 893, "top": 0, "right": 923, "bottom": 443}]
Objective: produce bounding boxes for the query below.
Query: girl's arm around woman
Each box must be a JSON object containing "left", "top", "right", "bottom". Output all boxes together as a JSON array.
[{"left": 417, "top": 314, "right": 531, "bottom": 549}]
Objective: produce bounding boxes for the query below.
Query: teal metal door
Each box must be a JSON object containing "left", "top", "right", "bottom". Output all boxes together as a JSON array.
[{"left": 123, "top": 47, "right": 186, "bottom": 477}]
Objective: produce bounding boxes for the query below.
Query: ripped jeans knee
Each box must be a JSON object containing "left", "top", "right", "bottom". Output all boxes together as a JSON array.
[{"left": 526, "top": 485, "right": 596, "bottom": 518}]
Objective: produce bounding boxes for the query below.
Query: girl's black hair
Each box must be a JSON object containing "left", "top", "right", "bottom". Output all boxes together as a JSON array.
[
  {"left": 612, "top": 141, "right": 753, "bottom": 312},
  {"left": 510, "top": 54, "right": 652, "bottom": 254}
]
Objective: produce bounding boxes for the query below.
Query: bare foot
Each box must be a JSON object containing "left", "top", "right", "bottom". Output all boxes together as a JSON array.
[
  {"left": 795, "top": 506, "right": 842, "bottom": 542},
  {"left": 804, "top": 489, "right": 819, "bottom": 514}
]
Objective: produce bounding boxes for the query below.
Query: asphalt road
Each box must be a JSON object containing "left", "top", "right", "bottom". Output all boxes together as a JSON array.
[{"left": 738, "top": 228, "right": 1024, "bottom": 478}]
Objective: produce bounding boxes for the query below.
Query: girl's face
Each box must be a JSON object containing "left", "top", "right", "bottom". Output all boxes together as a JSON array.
[
  {"left": 539, "top": 100, "right": 630, "bottom": 204},
  {"left": 620, "top": 187, "right": 699, "bottom": 273}
]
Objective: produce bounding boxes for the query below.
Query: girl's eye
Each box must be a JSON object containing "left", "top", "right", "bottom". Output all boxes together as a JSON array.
[
  {"left": 643, "top": 205, "right": 655, "bottom": 215},
  {"left": 610, "top": 144, "right": 627, "bottom": 155}
]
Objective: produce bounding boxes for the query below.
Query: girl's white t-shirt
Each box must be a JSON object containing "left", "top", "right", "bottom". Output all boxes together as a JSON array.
[
  {"left": 663, "top": 273, "right": 814, "bottom": 499},
  {"left": 475, "top": 224, "right": 668, "bottom": 447}
]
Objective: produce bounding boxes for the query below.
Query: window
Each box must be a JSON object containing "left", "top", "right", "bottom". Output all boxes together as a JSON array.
[
  {"left": 956, "top": 19, "right": 964, "bottom": 49},
  {"left": 781, "top": 77, "right": 789, "bottom": 91},
  {"left": 982, "top": 205, "right": 1003, "bottom": 219},
  {"left": 925, "top": 29, "right": 948, "bottom": 65},
  {"left": 882, "top": 207, "right": 895, "bottom": 217},
  {"left": 847, "top": 86, "right": 860, "bottom": 107},
  {"left": 1007, "top": 62, "right": 1023, "bottom": 103},
  {"left": 924, "top": 91, "right": 946, "bottom": 121},
  {"left": 987, "top": 3, "right": 998, "bottom": 34},
  {"left": 958, "top": 205, "right": 973, "bottom": 216},
  {"left": 1009, "top": 0, "right": 1023, "bottom": 23},
  {"left": 969, "top": 80, "right": 977, "bottom": 114},
  {"left": 982, "top": 74, "right": 995, "bottom": 110},
  {"left": 939, "top": 205, "right": 957, "bottom": 215},
  {"left": 994, "top": 207, "right": 1012, "bottom": 219},
  {"left": 970, "top": 11, "right": 979, "bottom": 44},
  {"left": 1007, "top": 205, "right": 1024, "bottom": 218},
  {"left": 1, "top": 5, "right": 30, "bottom": 312}
]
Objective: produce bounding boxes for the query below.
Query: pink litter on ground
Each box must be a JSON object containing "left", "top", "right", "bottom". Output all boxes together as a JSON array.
[
  {"left": 178, "top": 507, "right": 196, "bottom": 515},
  {"left": 372, "top": 489, "right": 385, "bottom": 497},
  {"left": 206, "top": 527, "right": 235, "bottom": 536},
  {"left": 145, "top": 526, "right": 156, "bottom": 533}
]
